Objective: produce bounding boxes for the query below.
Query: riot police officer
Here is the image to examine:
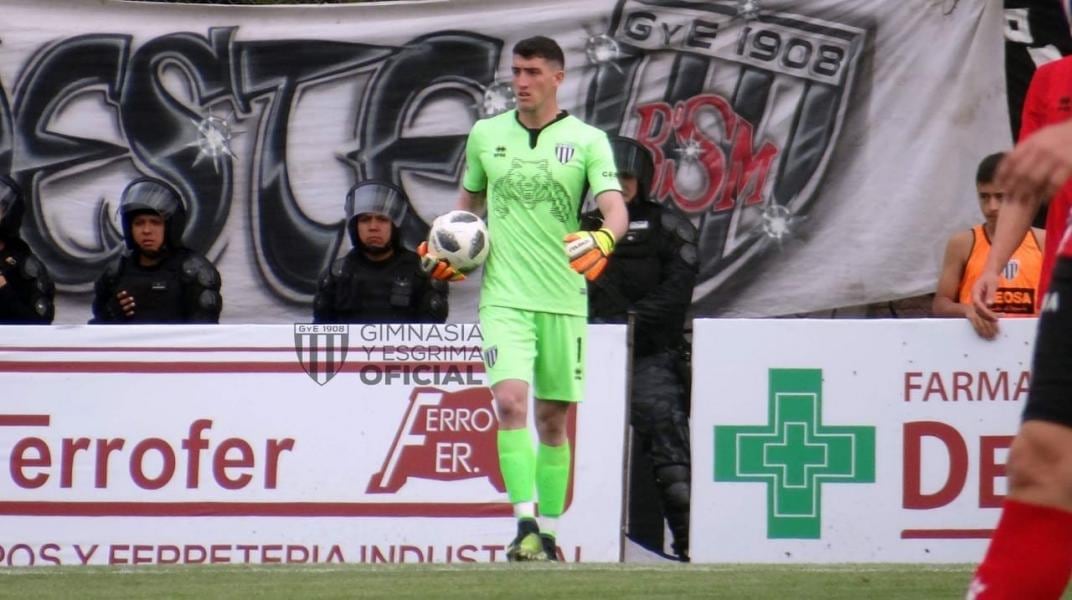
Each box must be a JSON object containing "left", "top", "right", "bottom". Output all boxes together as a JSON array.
[
  {"left": 91, "top": 177, "right": 222, "bottom": 323},
  {"left": 583, "top": 136, "right": 697, "bottom": 561},
  {"left": 314, "top": 181, "right": 448, "bottom": 324},
  {"left": 0, "top": 176, "right": 54, "bottom": 324}
]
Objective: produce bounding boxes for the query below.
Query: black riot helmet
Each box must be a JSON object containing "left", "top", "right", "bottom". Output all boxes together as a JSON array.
[
  {"left": 119, "top": 177, "right": 187, "bottom": 251},
  {"left": 0, "top": 175, "right": 23, "bottom": 240},
  {"left": 344, "top": 181, "right": 409, "bottom": 249},
  {"left": 610, "top": 136, "right": 656, "bottom": 203}
]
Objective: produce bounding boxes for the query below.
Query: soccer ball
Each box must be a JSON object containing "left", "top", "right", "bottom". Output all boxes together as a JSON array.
[{"left": 427, "top": 210, "right": 489, "bottom": 273}]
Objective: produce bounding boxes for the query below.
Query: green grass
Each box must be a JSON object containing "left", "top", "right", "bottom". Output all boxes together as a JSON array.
[{"left": 0, "top": 563, "right": 983, "bottom": 599}]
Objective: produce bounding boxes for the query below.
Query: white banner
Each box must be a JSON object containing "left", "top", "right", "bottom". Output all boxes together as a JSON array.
[
  {"left": 0, "top": 0, "right": 1005, "bottom": 323},
  {"left": 691, "top": 318, "right": 1032, "bottom": 563},
  {"left": 0, "top": 324, "right": 627, "bottom": 566}
]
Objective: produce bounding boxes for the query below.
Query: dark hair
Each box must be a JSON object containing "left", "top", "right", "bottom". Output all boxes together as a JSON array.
[
  {"left": 513, "top": 36, "right": 565, "bottom": 70},
  {"left": 976, "top": 152, "right": 1005, "bottom": 185}
]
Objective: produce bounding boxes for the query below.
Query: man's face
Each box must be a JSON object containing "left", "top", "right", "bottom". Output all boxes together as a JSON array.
[
  {"left": 511, "top": 54, "right": 563, "bottom": 113},
  {"left": 357, "top": 213, "right": 393, "bottom": 256},
  {"left": 976, "top": 181, "right": 1004, "bottom": 227},
  {"left": 131, "top": 213, "right": 166, "bottom": 255},
  {"left": 618, "top": 174, "right": 638, "bottom": 204}
]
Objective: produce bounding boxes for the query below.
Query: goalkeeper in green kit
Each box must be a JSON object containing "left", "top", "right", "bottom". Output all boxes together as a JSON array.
[{"left": 420, "top": 35, "right": 627, "bottom": 561}]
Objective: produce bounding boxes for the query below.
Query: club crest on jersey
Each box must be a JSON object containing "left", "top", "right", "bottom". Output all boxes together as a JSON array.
[
  {"left": 555, "top": 143, "right": 575, "bottom": 164},
  {"left": 1003, "top": 259, "right": 1020, "bottom": 281}
]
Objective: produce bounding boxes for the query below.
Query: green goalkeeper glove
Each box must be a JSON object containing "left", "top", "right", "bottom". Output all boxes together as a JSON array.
[{"left": 563, "top": 227, "right": 616, "bottom": 281}]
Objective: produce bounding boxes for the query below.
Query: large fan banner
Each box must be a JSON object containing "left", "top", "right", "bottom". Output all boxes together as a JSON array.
[{"left": 0, "top": 0, "right": 1006, "bottom": 323}]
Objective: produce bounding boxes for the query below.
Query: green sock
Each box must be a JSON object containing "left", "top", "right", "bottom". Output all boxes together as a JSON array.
[
  {"left": 536, "top": 442, "right": 571, "bottom": 517},
  {"left": 497, "top": 428, "right": 535, "bottom": 504}
]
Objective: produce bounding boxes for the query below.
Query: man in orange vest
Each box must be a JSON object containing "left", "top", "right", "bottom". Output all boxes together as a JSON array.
[{"left": 932, "top": 153, "right": 1045, "bottom": 339}]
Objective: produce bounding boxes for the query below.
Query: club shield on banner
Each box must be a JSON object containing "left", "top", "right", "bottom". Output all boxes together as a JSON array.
[{"left": 603, "top": 0, "right": 866, "bottom": 297}]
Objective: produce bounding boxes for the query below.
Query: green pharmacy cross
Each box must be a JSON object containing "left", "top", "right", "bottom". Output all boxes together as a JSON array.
[{"left": 714, "top": 369, "right": 875, "bottom": 539}]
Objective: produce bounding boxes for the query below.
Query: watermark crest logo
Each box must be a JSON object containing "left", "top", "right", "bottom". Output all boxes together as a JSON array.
[
  {"left": 714, "top": 368, "right": 875, "bottom": 538},
  {"left": 293, "top": 324, "right": 349, "bottom": 386}
]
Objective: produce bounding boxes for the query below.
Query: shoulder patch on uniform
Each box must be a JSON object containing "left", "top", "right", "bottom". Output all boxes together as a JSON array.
[
  {"left": 330, "top": 257, "right": 348, "bottom": 278},
  {"left": 103, "top": 255, "right": 125, "bottom": 279},
  {"left": 679, "top": 244, "right": 698, "bottom": 268},
  {"left": 20, "top": 255, "right": 42, "bottom": 279},
  {"left": 182, "top": 254, "right": 221, "bottom": 289},
  {"left": 662, "top": 209, "right": 698, "bottom": 244}
]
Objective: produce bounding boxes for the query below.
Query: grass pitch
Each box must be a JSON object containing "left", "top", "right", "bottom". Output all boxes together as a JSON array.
[{"left": 0, "top": 563, "right": 984, "bottom": 599}]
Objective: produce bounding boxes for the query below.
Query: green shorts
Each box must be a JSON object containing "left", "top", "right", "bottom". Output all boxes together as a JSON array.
[{"left": 479, "top": 305, "right": 587, "bottom": 402}]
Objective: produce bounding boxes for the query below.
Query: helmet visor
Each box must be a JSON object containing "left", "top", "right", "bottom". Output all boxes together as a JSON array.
[
  {"left": 120, "top": 179, "right": 181, "bottom": 219},
  {"left": 346, "top": 183, "right": 408, "bottom": 227}
]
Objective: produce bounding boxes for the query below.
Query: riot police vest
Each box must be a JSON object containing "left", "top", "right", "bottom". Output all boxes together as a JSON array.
[
  {"left": 115, "top": 258, "right": 186, "bottom": 322},
  {"left": 92, "top": 249, "right": 222, "bottom": 324},
  {"left": 319, "top": 249, "right": 434, "bottom": 323},
  {"left": 0, "top": 238, "right": 54, "bottom": 324}
]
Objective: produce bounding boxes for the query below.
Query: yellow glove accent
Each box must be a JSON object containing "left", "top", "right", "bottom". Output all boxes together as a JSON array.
[{"left": 563, "top": 227, "right": 616, "bottom": 281}]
